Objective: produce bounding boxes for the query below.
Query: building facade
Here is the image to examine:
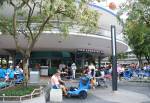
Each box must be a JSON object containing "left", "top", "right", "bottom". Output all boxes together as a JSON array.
[{"left": 0, "top": 2, "right": 128, "bottom": 76}]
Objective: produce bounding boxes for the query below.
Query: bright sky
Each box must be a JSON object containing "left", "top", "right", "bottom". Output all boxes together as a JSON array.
[
  {"left": 92, "top": 0, "right": 128, "bottom": 20},
  {"left": 93, "top": 0, "right": 127, "bottom": 13}
]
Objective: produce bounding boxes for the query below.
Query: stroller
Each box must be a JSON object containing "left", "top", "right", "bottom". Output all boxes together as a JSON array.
[
  {"left": 95, "top": 70, "right": 107, "bottom": 88},
  {"left": 67, "top": 75, "right": 91, "bottom": 99}
]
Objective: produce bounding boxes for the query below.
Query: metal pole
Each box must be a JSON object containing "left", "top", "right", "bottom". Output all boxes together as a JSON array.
[
  {"left": 111, "top": 25, "right": 117, "bottom": 91},
  {"left": 98, "top": 56, "right": 101, "bottom": 69}
]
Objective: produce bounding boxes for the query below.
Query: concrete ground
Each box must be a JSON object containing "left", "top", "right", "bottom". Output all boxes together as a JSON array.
[
  {"left": 47, "top": 78, "right": 150, "bottom": 103},
  {"left": 1, "top": 77, "right": 149, "bottom": 103}
]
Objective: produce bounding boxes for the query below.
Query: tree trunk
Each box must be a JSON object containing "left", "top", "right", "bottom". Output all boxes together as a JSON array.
[
  {"left": 145, "top": 56, "right": 150, "bottom": 64},
  {"left": 22, "top": 57, "right": 29, "bottom": 81},
  {"left": 138, "top": 57, "right": 143, "bottom": 68}
]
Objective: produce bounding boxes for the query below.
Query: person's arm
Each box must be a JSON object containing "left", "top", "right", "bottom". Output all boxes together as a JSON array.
[
  {"left": 51, "top": 76, "right": 56, "bottom": 86},
  {"left": 58, "top": 76, "right": 65, "bottom": 85}
]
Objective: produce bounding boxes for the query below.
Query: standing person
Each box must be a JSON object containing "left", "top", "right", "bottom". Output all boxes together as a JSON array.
[
  {"left": 59, "top": 63, "right": 66, "bottom": 72},
  {"left": 88, "top": 63, "right": 96, "bottom": 77},
  {"left": 71, "top": 62, "right": 77, "bottom": 79},
  {"left": 88, "top": 63, "right": 96, "bottom": 89}
]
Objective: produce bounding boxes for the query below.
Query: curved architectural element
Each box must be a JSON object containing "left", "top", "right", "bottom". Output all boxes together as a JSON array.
[{"left": 0, "top": 2, "right": 128, "bottom": 69}]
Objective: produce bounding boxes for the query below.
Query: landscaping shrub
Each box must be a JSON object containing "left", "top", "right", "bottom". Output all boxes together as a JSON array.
[{"left": 0, "top": 85, "right": 39, "bottom": 96}]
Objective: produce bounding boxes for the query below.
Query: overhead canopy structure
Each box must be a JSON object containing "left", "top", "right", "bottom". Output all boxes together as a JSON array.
[{"left": 0, "top": 2, "right": 128, "bottom": 57}]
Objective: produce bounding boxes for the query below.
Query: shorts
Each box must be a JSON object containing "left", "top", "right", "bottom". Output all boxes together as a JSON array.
[{"left": 52, "top": 85, "right": 60, "bottom": 89}]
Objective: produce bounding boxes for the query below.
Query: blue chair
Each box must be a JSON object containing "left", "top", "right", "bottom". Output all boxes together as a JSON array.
[
  {"left": 123, "top": 70, "right": 132, "bottom": 80},
  {"left": 0, "top": 82, "right": 9, "bottom": 89},
  {"left": 9, "top": 71, "right": 15, "bottom": 79},
  {"left": 4, "top": 68, "right": 15, "bottom": 79},
  {"left": 138, "top": 70, "right": 145, "bottom": 78},
  {"left": 0, "top": 69, "right": 6, "bottom": 79},
  {"left": 0, "top": 69, "right": 3, "bottom": 78},
  {"left": 15, "top": 73, "right": 24, "bottom": 84}
]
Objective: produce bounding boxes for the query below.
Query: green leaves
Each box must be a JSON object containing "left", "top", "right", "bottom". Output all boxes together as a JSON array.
[
  {"left": 117, "top": 53, "right": 128, "bottom": 60},
  {"left": 59, "top": 23, "right": 69, "bottom": 38},
  {"left": 0, "top": 0, "right": 100, "bottom": 59},
  {"left": 0, "top": 0, "right": 8, "bottom": 6},
  {"left": 118, "top": 0, "right": 150, "bottom": 63},
  {"left": 0, "top": 86, "right": 38, "bottom": 96}
]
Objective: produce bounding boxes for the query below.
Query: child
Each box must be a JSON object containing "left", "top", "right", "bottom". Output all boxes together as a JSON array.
[{"left": 90, "top": 77, "right": 96, "bottom": 90}]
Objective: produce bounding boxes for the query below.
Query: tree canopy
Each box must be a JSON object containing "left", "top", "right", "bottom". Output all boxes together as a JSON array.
[
  {"left": 118, "top": 0, "right": 150, "bottom": 64},
  {"left": 0, "top": 0, "right": 101, "bottom": 58},
  {"left": 0, "top": 0, "right": 102, "bottom": 79}
]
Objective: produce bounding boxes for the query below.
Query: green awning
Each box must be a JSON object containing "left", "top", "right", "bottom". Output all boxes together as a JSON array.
[
  {"left": 16, "top": 51, "right": 71, "bottom": 59},
  {"left": 30, "top": 51, "right": 70, "bottom": 58}
]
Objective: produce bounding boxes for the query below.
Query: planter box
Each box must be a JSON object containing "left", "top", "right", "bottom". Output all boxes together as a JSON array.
[
  {"left": 22, "top": 94, "right": 46, "bottom": 103},
  {"left": 0, "top": 87, "right": 47, "bottom": 103},
  {"left": 1, "top": 94, "right": 45, "bottom": 103}
]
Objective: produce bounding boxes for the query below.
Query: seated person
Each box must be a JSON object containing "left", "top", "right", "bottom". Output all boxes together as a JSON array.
[
  {"left": 4, "top": 66, "right": 15, "bottom": 81},
  {"left": 15, "top": 65, "right": 23, "bottom": 74},
  {"left": 0, "top": 67, "right": 4, "bottom": 78},
  {"left": 0, "top": 67, "right": 6, "bottom": 79},
  {"left": 50, "top": 70, "right": 67, "bottom": 96}
]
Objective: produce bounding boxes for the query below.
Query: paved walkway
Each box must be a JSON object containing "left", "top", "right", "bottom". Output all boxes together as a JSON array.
[
  {"left": 58, "top": 86, "right": 150, "bottom": 103},
  {"left": 45, "top": 77, "right": 150, "bottom": 103},
  {"left": 1, "top": 77, "right": 149, "bottom": 103}
]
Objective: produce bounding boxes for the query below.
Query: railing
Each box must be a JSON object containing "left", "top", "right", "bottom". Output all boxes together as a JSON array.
[
  {"left": 43, "top": 84, "right": 50, "bottom": 102},
  {"left": 0, "top": 86, "right": 43, "bottom": 102}
]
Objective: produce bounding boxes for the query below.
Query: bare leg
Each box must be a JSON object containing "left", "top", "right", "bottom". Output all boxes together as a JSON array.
[{"left": 60, "top": 85, "right": 67, "bottom": 95}]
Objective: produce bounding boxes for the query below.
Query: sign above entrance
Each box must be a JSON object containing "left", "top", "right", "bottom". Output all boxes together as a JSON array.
[{"left": 77, "top": 48, "right": 104, "bottom": 54}]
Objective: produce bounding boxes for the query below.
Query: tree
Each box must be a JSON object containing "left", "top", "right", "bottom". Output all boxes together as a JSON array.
[
  {"left": 143, "top": 29, "right": 150, "bottom": 63},
  {"left": 0, "top": 0, "right": 101, "bottom": 80},
  {"left": 117, "top": 0, "right": 150, "bottom": 66},
  {"left": 0, "top": 0, "right": 7, "bottom": 6},
  {"left": 108, "top": 53, "right": 128, "bottom": 64},
  {"left": 117, "top": 52, "right": 128, "bottom": 60}
]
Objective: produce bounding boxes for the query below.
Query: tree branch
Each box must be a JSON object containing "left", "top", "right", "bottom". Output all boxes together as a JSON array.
[
  {"left": 12, "top": 7, "right": 17, "bottom": 36},
  {"left": 13, "top": 35, "right": 25, "bottom": 55},
  {"left": 29, "top": 16, "right": 51, "bottom": 50},
  {"left": 143, "top": 7, "right": 150, "bottom": 25},
  {"left": 16, "top": 0, "right": 29, "bottom": 10},
  {"left": 26, "top": 1, "right": 42, "bottom": 40},
  {"left": 26, "top": 2, "right": 34, "bottom": 40},
  {"left": 9, "top": 0, "right": 27, "bottom": 55},
  {"left": 10, "top": 0, "right": 16, "bottom": 8}
]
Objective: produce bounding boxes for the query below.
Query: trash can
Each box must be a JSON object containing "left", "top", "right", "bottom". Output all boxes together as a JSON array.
[{"left": 29, "top": 71, "right": 40, "bottom": 83}]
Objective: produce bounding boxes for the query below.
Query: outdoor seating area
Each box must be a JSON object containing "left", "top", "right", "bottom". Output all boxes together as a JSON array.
[
  {"left": 0, "top": 0, "right": 150, "bottom": 103},
  {"left": 0, "top": 65, "right": 24, "bottom": 89},
  {"left": 0, "top": 82, "right": 9, "bottom": 89}
]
